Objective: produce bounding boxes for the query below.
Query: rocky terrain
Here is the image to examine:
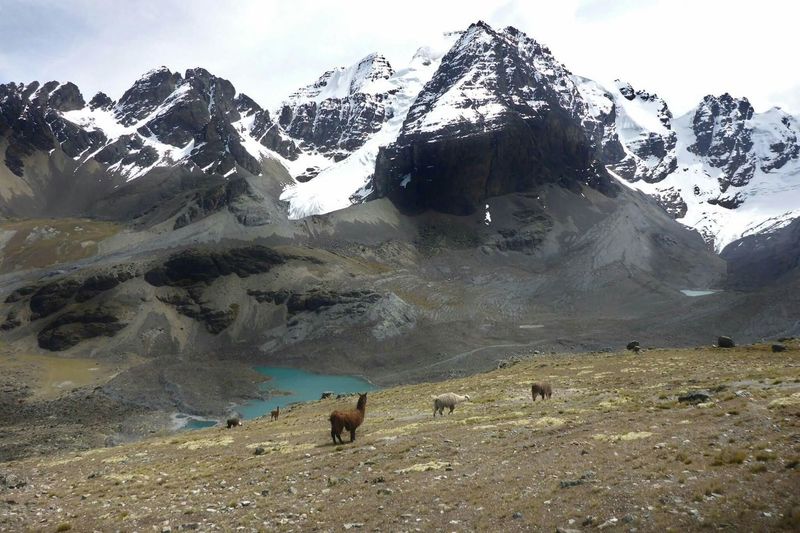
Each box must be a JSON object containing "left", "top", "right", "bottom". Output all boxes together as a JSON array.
[{"left": 0, "top": 343, "right": 798, "bottom": 531}]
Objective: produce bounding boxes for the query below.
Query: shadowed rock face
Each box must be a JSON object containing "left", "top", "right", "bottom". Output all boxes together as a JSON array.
[
  {"left": 25, "top": 272, "right": 134, "bottom": 321},
  {"left": 144, "top": 246, "right": 291, "bottom": 288},
  {"left": 372, "top": 22, "right": 617, "bottom": 215},
  {"left": 375, "top": 109, "right": 617, "bottom": 215},
  {"left": 37, "top": 308, "right": 126, "bottom": 351},
  {"left": 143, "top": 247, "right": 308, "bottom": 334},
  {"left": 722, "top": 217, "right": 800, "bottom": 289},
  {"left": 156, "top": 292, "right": 238, "bottom": 334}
]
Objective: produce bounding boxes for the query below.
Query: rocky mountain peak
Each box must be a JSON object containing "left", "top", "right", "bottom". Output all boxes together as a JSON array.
[
  {"left": 373, "top": 21, "right": 616, "bottom": 215},
  {"left": 20, "top": 81, "right": 86, "bottom": 112},
  {"left": 283, "top": 53, "right": 394, "bottom": 107},
  {"left": 276, "top": 52, "right": 398, "bottom": 159},
  {"left": 687, "top": 93, "right": 756, "bottom": 190},
  {"left": 396, "top": 21, "right": 595, "bottom": 145},
  {"left": 115, "top": 66, "right": 182, "bottom": 126},
  {"left": 88, "top": 91, "right": 114, "bottom": 111}
]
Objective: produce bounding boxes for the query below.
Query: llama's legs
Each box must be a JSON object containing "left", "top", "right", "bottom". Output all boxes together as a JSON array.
[
  {"left": 449, "top": 406, "right": 454, "bottom": 414},
  {"left": 350, "top": 429, "right": 356, "bottom": 442},
  {"left": 331, "top": 428, "right": 337, "bottom": 444}
]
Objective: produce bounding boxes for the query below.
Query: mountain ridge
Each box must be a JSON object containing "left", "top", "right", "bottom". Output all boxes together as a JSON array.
[{"left": 2, "top": 22, "right": 798, "bottom": 250}]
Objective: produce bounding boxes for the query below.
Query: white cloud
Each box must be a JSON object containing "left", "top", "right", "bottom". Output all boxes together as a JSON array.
[{"left": 0, "top": 0, "right": 797, "bottom": 115}]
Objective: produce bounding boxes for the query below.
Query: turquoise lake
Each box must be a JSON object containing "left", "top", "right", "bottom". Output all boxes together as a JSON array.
[
  {"left": 238, "top": 366, "right": 376, "bottom": 420},
  {"left": 176, "top": 366, "right": 376, "bottom": 429}
]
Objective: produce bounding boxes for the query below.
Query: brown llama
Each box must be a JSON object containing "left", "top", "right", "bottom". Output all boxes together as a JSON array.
[
  {"left": 531, "top": 382, "right": 552, "bottom": 401},
  {"left": 270, "top": 405, "right": 280, "bottom": 421},
  {"left": 329, "top": 393, "right": 367, "bottom": 444}
]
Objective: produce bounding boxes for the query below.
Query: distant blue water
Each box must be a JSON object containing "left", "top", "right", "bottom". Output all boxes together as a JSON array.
[{"left": 237, "top": 366, "right": 376, "bottom": 420}]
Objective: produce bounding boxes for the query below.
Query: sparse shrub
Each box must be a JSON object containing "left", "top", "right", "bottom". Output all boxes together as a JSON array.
[
  {"left": 712, "top": 448, "right": 747, "bottom": 466},
  {"left": 755, "top": 451, "right": 776, "bottom": 462},
  {"left": 700, "top": 481, "right": 723, "bottom": 496},
  {"left": 56, "top": 524, "right": 72, "bottom": 532},
  {"left": 780, "top": 506, "right": 800, "bottom": 529},
  {"left": 750, "top": 464, "right": 767, "bottom": 473}
]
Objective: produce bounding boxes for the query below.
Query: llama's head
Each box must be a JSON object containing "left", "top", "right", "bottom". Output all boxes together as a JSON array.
[
  {"left": 357, "top": 392, "right": 368, "bottom": 409},
  {"left": 464, "top": 394, "right": 471, "bottom": 401}
]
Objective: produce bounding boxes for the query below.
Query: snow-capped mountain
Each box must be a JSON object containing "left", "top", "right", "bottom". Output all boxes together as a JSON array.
[
  {"left": 372, "top": 22, "right": 616, "bottom": 214},
  {"left": 277, "top": 32, "right": 461, "bottom": 218},
  {"left": 0, "top": 67, "right": 302, "bottom": 221},
  {"left": 574, "top": 77, "right": 677, "bottom": 187},
  {"left": 61, "top": 66, "right": 298, "bottom": 179},
  {"left": 1, "top": 67, "right": 298, "bottom": 184},
  {"left": 575, "top": 79, "right": 800, "bottom": 250},
  {"left": 1, "top": 20, "right": 798, "bottom": 251},
  {"left": 276, "top": 53, "right": 395, "bottom": 161},
  {"left": 274, "top": 22, "right": 799, "bottom": 250}
]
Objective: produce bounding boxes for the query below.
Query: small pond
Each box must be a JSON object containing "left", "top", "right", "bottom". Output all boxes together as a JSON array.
[
  {"left": 173, "top": 366, "right": 376, "bottom": 429},
  {"left": 239, "top": 366, "right": 376, "bottom": 420}
]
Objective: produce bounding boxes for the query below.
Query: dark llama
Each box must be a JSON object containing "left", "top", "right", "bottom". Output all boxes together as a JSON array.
[
  {"left": 270, "top": 405, "right": 280, "bottom": 421},
  {"left": 226, "top": 417, "right": 242, "bottom": 429},
  {"left": 329, "top": 392, "right": 367, "bottom": 444},
  {"left": 531, "top": 382, "right": 553, "bottom": 401}
]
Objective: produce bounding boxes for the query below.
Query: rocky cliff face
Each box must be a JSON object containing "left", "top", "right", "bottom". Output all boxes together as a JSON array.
[
  {"left": 722, "top": 217, "right": 800, "bottom": 289},
  {"left": 372, "top": 22, "right": 617, "bottom": 215},
  {"left": 276, "top": 53, "right": 395, "bottom": 161}
]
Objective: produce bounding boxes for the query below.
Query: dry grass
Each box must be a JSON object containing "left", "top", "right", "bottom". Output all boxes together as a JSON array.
[
  {"left": 0, "top": 218, "right": 119, "bottom": 273},
  {"left": 712, "top": 448, "right": 748, "bottom": 466},
  {"left": 0, "top": 343, "right": 798, "bottom": 531}
]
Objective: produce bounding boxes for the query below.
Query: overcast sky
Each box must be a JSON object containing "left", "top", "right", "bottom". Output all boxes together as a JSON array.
[{"left": 1, "top": 0, "right": 797, "bottom": 115}]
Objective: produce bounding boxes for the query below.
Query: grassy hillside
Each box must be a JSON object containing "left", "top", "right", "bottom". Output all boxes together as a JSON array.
[
  {"left": 0, "top": 218, "right": 119, "bottom": 273},
  {"left": 1, "top": 343, "right": 798, "bottom": 531}
]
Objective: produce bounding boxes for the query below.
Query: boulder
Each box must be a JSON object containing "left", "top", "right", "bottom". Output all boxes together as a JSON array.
[
  {"left": 717, "top": 336, "right": 735, "bottom": 348},
  {"left": 771, "top": 344, "right": 787, "bottom": 353}
]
